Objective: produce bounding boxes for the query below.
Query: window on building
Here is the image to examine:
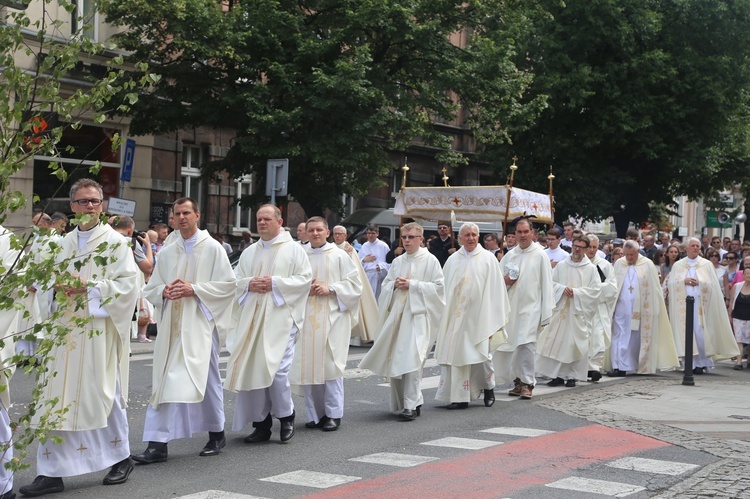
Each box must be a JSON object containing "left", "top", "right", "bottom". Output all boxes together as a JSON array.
[
  {"left": 71, "top": 0, "right": 98, "bottom": 41},
  {"left": 181, "top": 145, "right": 206, "bottom": 202},
  {"left": 234, "top": 175, "right": 253, "bottom": 231}
]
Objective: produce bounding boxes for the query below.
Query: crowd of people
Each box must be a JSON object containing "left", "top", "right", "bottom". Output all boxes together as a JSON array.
[{"left": 0, "top": 184, "right": 744, "bottom": 498}]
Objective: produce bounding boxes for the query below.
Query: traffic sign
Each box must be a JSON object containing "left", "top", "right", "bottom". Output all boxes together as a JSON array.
[
  {"left": 706, "top": 210, "right": 732, "bottom": 228},
  {"left": 121, "top": 138, "right": 136, "bottom": 182}
]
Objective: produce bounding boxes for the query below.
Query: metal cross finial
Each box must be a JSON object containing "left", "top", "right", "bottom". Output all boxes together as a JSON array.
[
  {"left": 441, "top": 167, "right": 449, "bottom": 187},
  {"left": 401, "top": 157, "right": 409, "bottom": 190}
]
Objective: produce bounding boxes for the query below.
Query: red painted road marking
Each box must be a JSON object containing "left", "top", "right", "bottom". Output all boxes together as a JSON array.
[{"left": 305, "top": 425, "right": 670, "bottom": 498}]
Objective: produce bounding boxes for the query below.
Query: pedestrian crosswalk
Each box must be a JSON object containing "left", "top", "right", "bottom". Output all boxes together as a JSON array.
[{"left": 240, "top": 425, "right": 701, "bottom": 497}]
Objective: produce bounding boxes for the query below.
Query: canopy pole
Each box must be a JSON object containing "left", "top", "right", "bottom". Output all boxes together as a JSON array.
[{"left": 502, "top": 156, "right": 519, "bottom": 240}]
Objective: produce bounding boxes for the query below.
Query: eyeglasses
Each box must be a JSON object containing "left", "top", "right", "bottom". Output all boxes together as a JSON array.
[
  {"left": 366, "top": 231, "right": 378, "bottom": 234},
  {"left": 401, "top": 235, "right": 420, "bottom": 240},
  {"left": 727, "top": 256, "right": 736, "bottom": 260},
  {"left": 73, "top": 198, "right": 103, "bottom": 206},
  {"left": 709, "top": 254, "right": 720, "bottom": 258},
  {"left": 438, "top": 225, "right": 449, "bottom": 229},
  {"left": 573, "top": 245, "right": 587, "bottom": 250}
]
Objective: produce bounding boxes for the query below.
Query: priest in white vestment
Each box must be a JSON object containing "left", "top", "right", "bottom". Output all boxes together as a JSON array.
[
  {"left": 0, "top": 226, "right": 18, "bottom": 498},
  {"left": 536, "top": 237, "right": 601, "bottom": 387},
  {"left": 20, "top": 180, "right": 138, "bottom": 497},
  {"left": 16, "top": 214, "right": 56, "bottom": 359},
  {"left": 434, "top": 222, "right": 509, "bottom": 409},
  {"left": 290, "top": 218, "right": 361, "bottom": 432},
  {"left": 360, "top": 222, "right": 444, "bottom": 420},
  {"left": 224, "top": 204, "right": 312, "bottom": 444},
  {"left": 667, "top": 237, "right": 739, "bottom": 373},
  {"left": 134, "top": 198, "right": 236, "bottom": 464},
  {"left": 607, "top": 241, "right": 679, "bottom": 376},
  {"left": 585, "top": 234, "right": 618, "bottom": 380},
  {"left": 495, "top": 218, "right": 554, "bottom": 399},
  {"left": 333, "top": 225, "right": 379, "bottom": 343},
  {"left": 359, "top": 224, "right": 390, "bottom": 299}
]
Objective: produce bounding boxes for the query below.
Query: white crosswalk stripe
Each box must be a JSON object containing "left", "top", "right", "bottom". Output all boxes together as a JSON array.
[
  {"left": 606, "top": 456, "right": 700, "bottom": 475},
  {"left": 350, "top": 452, "right": 439, "bottom": 467},
  {"left": 480, "top": 427, "right": 554, "bottom": 437},
  {"left": 421, "top": 437, "right": 502, "bottom": 450},
  {"left": 545, "top": 476, "right": 646, "bottom": 497},
  {"left": 174, "top": 492, "right": 267, "bottom": 499},
  {"left": 259, "top": 470, "right": 360, "bottom": 489}
]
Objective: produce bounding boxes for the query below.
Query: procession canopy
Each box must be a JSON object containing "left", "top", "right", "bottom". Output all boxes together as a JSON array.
[{"left": 394, "top": 186, "right": 553, "bottom": 225}]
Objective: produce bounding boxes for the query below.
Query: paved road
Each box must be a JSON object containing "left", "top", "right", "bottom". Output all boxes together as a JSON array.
[{"left": 6, "top": 345, "right": 735, "bottom": 498}]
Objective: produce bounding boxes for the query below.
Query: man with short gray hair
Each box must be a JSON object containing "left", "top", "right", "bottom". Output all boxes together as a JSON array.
[{"left": 434, "top": 223, "right": 509, "bottom": 409}]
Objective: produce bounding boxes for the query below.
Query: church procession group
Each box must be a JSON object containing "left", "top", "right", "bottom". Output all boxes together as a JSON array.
[{"left": 0, "top": 178, "right": 741, "bottom": 498}]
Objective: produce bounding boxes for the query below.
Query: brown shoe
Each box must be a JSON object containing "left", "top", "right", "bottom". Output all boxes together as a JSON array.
[
  {"left": 508, "top": 378, "right": 522, "bottom": 397},
  {"left": 519, "top": 383, "right": 533, "bottom": 399}
]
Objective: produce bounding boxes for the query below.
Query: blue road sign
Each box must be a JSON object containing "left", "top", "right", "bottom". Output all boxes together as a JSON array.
[{"left": 121, "top": 138, "right": 136, "bottom": 182}]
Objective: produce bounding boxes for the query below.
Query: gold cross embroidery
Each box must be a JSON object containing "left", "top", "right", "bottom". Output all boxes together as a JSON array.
[
  {"left": 76, "top": 443, "right": 88, "bottom": 454},
  {"left": 111, "top": 437, "right": 121, "bottom": 447},
  {"left": 42, "top": 448, "right": 51, "bottom": 459}
]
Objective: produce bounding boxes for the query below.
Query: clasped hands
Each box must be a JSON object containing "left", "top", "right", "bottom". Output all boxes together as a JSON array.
[
  {"left": 394, "top": 276, "right": 410, "bottom": 290},
  {"left": 563, "top": 286, "right": 574, "bottom": 298},
  {"left": 684, "top": 277, "right": 699, "bottom": 287},
  {"left": 163, "top": 278, "right": 195, "bottom": 300},
  {"left": 55, "top": 274, "right": 88, "bottom": 297},
  {"left": 309, "top": 278, "right": 332, "bottom": 296},
  {"left": 249, "top": 276, "right": 272, "bottom": 294}
]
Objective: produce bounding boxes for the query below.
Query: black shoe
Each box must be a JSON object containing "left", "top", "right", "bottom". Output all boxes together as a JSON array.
[
  {"left": 415, "top": 405, "right": 422, "bottom": 417},
  {"left": 244, "top": 428, "right": 272, "bottom": 443},
  {"left": 400, "top": 409, "right": 416, "bottom": 421},
  {"left": 322, "top": 418, "right": 341, "bottom": 431},
  {"left": 692, "top": 367, "right": 706, "bottom": 375},
  {"left": 131, "top": 443, "right": 168, "bottom": 465},
  {"left": 279, "top": 411, "right": 295, "bottom": 442},
  {"left": 102, "top": 457, "right": 134, "bottom": 485},
  {"left": 305, "top": 416, "right": 328, "bottom": 429},
  {"left": 19, "top": 476, "right": 64, "bottom": 497},
  {"left": 0, "top": 490, "right": 15, "bottom": 499},
  {"left": 547, "top": 377, "right": 565, "bottom": 387},
  {"left": 483, "top": 389, "right": 495, "bottom": 407},
  {"left": 199, "top": 436, "right": 226, "bottom": 457},
  {"left": 605, "top": 369, "right": 626, "bottom": 377},
  {"left": 445, "top": 402, "right": 469, "bottom": 410},
  {"left": 565, "top": 379, "right": 576, "bottom": 388},
  {"left": 588, "top": 370, "right": 602, "bottom": 382}
]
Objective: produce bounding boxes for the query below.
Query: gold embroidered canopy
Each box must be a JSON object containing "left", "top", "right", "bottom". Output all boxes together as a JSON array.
[{"left": 394, "top": 185, "right": 553, "bottom": 225}]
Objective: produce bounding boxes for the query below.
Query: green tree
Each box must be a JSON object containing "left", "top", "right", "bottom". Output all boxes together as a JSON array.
[
  {"left": 99, "top": 0, "right": 545, "bottom": 216},
  {"left": 1, "top": 0, "right": 153, "bottom": 471},
  {"left": 483, "top": 0, "right": 750, "bottom": 232}
]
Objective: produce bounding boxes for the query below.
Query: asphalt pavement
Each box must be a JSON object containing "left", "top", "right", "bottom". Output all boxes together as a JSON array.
[{"left": 5, "top": 340, "right": 750, "bottom": 498}]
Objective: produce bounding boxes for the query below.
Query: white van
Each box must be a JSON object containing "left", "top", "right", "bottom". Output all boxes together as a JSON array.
[{"left": 340, "top": 208, "right": 506, "bottom": 244}]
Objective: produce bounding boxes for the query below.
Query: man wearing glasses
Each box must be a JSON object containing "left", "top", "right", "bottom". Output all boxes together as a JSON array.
[
  {"left": 20, "top": 179, "right": 139, "bottom": 496},
  {"left": 360, "top": 223, "right": 445, "bottom": 420},
  {"left": 536, "top": 236, "right": 601, "bottom": 388},
  {"left": 359, "top": 224, "right": 390, "bottom": 299}
]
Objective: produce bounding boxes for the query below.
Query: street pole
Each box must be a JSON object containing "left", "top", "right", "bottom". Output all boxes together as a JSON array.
[{"left": 682, "top": 295, "right": 695, "bottom": 386}]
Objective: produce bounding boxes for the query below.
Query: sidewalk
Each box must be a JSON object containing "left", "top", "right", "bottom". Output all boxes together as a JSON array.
[{"left": 539, "top": 362, "right": 750, "bottom": 498}]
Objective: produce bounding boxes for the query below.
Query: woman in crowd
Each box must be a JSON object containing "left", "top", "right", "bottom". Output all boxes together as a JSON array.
[
  {"left": 706, "top": 248, "right": 729, "bottom": 303},
  {"left": 725, "top": 251, "right": 741, "bottom": 296},
  {"left": 611, "top": 247, "right": 624, "bottom": 264},
  {"left": 729, "top": 266, "right": 750, "bottom": 370},
  {"left": 661, "top": 244, "right": 681, "bottom": 285}
]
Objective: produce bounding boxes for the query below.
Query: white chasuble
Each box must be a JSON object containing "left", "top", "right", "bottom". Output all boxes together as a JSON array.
[
  {"left": 667, "top": 257, "right": 738, "bottom": 360},
  {"left": 144, "top": 230, "right": 236, "bottom": 407},
  {"left": 360, "top": 248, "right": 444, "bottom": 377},
  {"left": 290, "top": 243, "right": 361, "bottom": 386},
  {"left": 608, "top": 255, "right": 678, "bottom": 373},
  {"left": 359, "top": 239, "right": 390, "bottom": 298},
  {"left": 537, "top": 256, "right": 601, "bottom": 365},
  {"left": 37, "top": 223, "right": 138, "bottom": 431},
  {"left": 0, "top": 227, "right": 18, "bottom": 410},
  {"left": 589, "top": 256, "right": 618, "bottom": 365},
  {"left": 435, "top": 246, "right": 509, "bottom": 367},
  {"left": 337, "top": 242, "right": 379, "bottom": 341},
  {"left": 497, "top": 242, "right": 555, "bottom": 350},
  {"left": 224, "top": 230, "right": 312, "bottom": 392}
]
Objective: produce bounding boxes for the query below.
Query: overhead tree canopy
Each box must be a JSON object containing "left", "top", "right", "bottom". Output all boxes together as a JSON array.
[
  {"left": 482, "top": 0, "right": 750, "bottom": 231},
  {"left": 100, "top": 0, "right": 546, "bottom": 216}
]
